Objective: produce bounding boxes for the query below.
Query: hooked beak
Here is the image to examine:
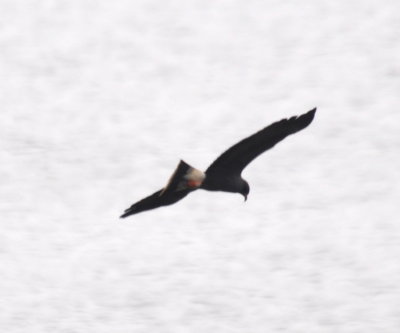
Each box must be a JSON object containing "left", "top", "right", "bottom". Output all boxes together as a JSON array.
[{"left": 243, "top": 194, "right": 248, "bottom": 202}]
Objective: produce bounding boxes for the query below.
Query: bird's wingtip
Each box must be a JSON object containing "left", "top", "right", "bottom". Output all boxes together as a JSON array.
[
  {"left": 303, "top": 107, "right": 317, "bottom": 123},
  {"left": 120, "top": 207, "right": 134, "bottom": 219},
  {"left": 309, "top": 107, "right": 317, "bottom": 115}
]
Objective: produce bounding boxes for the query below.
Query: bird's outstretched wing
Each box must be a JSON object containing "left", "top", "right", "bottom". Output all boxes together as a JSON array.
[
  {"left": 120, "top": 160, "right": 203, "bottom": 218},
  {"left": 205, "top": 108, "right": 316, "bottom": 176},
  {"left": 120, "top": 188, "right": 190, "bottom": 218}
]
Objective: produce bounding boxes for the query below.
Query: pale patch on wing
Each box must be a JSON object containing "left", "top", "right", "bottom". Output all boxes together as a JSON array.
[
  {"left": 159, "top": 160, "right": 205, "bottom": 196},
  {"left": 182, "top": 167, "right": 206, "bottom": 190}
]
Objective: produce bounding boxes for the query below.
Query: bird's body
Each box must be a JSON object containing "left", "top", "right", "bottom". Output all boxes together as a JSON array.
[{"left": 120, "top": 108, "right": 316, "bottom": 218}]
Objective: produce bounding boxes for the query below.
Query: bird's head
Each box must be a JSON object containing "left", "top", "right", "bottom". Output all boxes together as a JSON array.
[{"left": 240, "top": 180, "right": 250, "bottom": 201}]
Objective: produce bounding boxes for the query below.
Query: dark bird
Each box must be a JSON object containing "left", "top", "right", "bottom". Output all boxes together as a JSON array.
[{"left": 120, "top": 108, "right": 316, "bottom": 218}]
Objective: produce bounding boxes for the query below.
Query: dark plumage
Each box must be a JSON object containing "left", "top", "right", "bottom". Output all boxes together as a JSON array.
[{"left": 120, "top": 108, "right": 316, "bottom": 218}]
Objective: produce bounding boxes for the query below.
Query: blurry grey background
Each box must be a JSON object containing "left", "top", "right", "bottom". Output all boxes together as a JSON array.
[{"left": 1, "top": 0, "right": 400, "bottom": 332}]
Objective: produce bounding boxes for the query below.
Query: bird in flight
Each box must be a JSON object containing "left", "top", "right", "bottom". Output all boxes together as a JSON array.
[{"left": 120, "top": 108, "right": 316, "bottom": 218}]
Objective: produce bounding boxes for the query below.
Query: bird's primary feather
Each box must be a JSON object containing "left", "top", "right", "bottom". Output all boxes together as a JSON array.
[{"left": 120, "top": 188, "right": 190, "bottom": 218}]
